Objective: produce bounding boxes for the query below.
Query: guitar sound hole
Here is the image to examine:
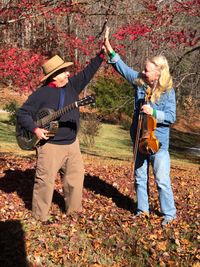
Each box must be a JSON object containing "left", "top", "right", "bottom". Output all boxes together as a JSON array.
[{"left": 38, "top": 110, "right": 49, "bottom": 119}]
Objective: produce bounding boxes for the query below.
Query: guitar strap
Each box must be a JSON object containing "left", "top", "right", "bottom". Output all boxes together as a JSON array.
[{"left": 58, "top": 88, "right": 66, "bottom": 109}]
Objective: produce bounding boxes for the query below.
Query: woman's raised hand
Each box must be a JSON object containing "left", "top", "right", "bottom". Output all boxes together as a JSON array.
[
  {"left": 104, "top": 26, "right": 110, "bottom": 41},
  {"left": 103, "top": 26, "right": 114, "bottom": 54}
]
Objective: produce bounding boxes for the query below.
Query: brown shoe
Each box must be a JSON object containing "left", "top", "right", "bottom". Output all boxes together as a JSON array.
[
  {"left": 133, "top": 211, "right": 149, "bottom": 219},
  {"left": 42, "top": 218, "right": 59, "bottom": 226}
]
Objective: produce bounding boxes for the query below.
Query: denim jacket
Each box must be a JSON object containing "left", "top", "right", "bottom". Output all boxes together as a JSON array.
[{"left": 108, "top": 53, "right": 176, "bottom": 150}]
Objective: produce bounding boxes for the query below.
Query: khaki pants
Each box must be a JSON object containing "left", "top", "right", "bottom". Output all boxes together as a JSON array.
[{"left": 32, "top": 139, "right": 84, "bottom": 221}]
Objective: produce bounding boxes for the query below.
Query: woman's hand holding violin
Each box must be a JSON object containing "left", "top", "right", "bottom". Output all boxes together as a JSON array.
[{"left": 141, "top": 104, "right": 153, "bottom": 115}]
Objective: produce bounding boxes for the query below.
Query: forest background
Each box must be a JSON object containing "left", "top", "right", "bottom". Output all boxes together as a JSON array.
[
  {"left": 0, "top": 1, "right": 200, "bottom": 267},
  {"left": 0, "top": 0, "right": 200, "bottom": 121}
]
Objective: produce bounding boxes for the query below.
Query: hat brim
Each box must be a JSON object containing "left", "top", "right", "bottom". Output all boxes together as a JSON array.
[{"left": 40, "top": 62, "right": 74, "bottom": 82}]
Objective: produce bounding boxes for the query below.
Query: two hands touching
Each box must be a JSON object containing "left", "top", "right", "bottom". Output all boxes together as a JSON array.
[
  {"left": 102, "top": 26, "right": 113, "bottom": 55},
  {"left": 103, "top": 26, "right": 154, "bottom": 117},
  {"left": 34, "top": 27, "right": 153, "bottom": 140},
  {"left": 34, "top": 27, "right": 113, "bottom": 141}
]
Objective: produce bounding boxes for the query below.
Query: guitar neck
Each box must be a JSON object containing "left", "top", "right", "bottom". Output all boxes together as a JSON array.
[{"left": 41, "top": 102, "right": 78, "bottom": 126}]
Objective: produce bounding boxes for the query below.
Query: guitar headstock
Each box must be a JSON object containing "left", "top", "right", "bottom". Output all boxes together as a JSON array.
[{"left": 77, "top": 95, "right": 96, "bottom": 107}]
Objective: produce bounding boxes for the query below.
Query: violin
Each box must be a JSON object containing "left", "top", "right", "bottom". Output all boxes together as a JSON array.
[
  {"left": 131, "top": 85, "right": 160, "bottom": 180},
  {"left": 138, "top": 86, "right": 160, "bottom": 155}
]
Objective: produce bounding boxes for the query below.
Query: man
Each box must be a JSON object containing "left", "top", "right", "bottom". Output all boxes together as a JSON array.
[{"left": 17, "top": 49, "right": 104, "bottom": 223}]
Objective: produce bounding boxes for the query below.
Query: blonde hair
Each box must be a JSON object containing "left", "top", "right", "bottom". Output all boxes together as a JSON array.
[{"left": 136, "top": 55, "right": 173, "bottom": 103}]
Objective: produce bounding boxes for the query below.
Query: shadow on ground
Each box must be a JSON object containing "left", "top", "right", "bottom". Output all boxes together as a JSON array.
[
  {"left": 0, "top": 168, "right": 65, "bottom": 212},
  {"left": 84, "top": 174, "right": 136, "bottom": 213},
  {"left": 0, "top": 220, "right": 28, "bottom": 267},
  {"left": 0, "top": 166, "right": 136, "bottom": 214}
]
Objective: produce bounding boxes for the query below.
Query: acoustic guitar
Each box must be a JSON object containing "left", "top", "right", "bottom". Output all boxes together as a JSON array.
[{"left": 16, "top": 95, "right": 95, "bottom": 150}]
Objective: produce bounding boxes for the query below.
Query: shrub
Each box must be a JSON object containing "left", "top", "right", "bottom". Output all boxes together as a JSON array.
[
  {"left": 92, "top": 76, "right": 134, "bottom": 122},
  {"left": 119, "top": 113, "right": 132, "bottom": 130},
  {"left": 3, "top": 100, "right": 19, "bottom": 125},
  {"left": 79, "top": 112, "right": 102, "bottom": 147}
]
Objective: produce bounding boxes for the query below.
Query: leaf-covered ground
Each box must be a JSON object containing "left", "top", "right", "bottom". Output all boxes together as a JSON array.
[{"left": 0, "top": 153, "right": 199, "bottom": 267}]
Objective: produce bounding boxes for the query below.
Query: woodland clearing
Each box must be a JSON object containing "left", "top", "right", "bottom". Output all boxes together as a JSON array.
[{"left": 0, "top": 86, "right": 199, "bottom": 267}]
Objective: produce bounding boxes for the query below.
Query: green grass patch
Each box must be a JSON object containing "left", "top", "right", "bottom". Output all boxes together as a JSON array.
[
  {"left": 0, "top": 119, "right": 199, "bottom": 164},
  {"left": 170, "top": 128, "right": 200, "bottom": 148},
  {"left": 0, "top": 122, "right": 35, "bottom": 156},
  {"left": 0, "top": 122, "right": 16, "bottom": 144},
  {"left": 0, "top": 112, "right": 9, "bottom": 122},
  {"left": 80, "top": 123, "right": 132, "bottom": 160},
  {"left": 169, "top": 128, "right": 200, "bottom": 164}
]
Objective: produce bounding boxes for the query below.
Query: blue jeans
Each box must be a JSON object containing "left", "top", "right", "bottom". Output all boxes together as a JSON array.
[{"left": 135, "top": 149, "right": 176, "bottom": 219}]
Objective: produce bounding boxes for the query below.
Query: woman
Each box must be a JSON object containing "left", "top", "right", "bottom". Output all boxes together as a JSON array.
[{"left": 104, "top": 27, "right": 176, "bottom": 226}]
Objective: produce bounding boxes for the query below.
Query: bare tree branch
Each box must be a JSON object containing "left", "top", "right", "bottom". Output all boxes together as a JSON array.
[
  {"left": 172, "top": 46, "right": 200, "bottom": 73},
  {"left": 175, "top": 72, "right": 198, "bottom": 88}
]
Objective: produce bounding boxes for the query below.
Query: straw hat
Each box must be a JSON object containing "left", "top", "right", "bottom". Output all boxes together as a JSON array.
[{"left": 40, "top": 55, "right": 73, "bottom": 82}]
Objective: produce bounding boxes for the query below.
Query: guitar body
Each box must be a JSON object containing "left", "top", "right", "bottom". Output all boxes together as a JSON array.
[
  {"left": 16, "top": 95, "right": 95, "bottom": 151},
  {"left": 16, "top": 124, "right": 37, "bottom": 151},
  {"left": 16, "top": 108, "right": 58, "bottom": 151}
]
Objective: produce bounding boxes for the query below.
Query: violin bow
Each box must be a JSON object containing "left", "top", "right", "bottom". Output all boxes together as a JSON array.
[
  {"left": 94, "top": 19, "right": 108, "bottom": 40},
  {"left": 130, "top": 84, "right": 150, "bottom": 179},
  {"left": 130, "top": 105, "right": 143, "bottom": 180},
  {"left": 94, "top": 0, "right": 113, "bottom": 40}
]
